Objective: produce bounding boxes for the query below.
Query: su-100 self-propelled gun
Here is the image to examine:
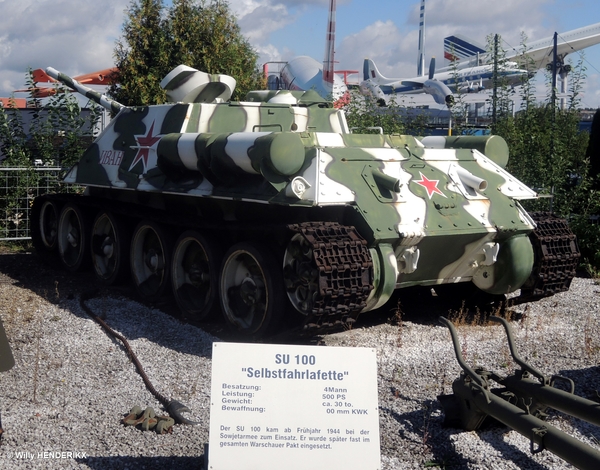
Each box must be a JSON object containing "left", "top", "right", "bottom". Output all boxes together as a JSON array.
[{"left": 32, "top": 65, "right": 580, "bottom": 337}]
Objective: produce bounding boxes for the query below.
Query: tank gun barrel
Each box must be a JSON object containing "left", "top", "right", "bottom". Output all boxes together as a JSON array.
[{"left": 45, "top": 67, "right": 123, "bottom": 114}]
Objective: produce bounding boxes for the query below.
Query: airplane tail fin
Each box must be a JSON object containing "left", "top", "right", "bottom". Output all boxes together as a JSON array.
[
  {"left": 363, "top": 59, "right": 389, "bottom": 83},
  {"left": 32, "top": 68, "right": 54, "bottom": 84},
  {"left": 444, "top": 35, "right": 486, "bottom": 64}
]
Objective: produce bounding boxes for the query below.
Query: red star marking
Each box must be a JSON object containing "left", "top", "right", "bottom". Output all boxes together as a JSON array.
[
  {"left": 129, "top": 122, "right": 161, "bottom": 172},
  {"left": 414, "top": 172, "right": 446, "bottom": 199}
]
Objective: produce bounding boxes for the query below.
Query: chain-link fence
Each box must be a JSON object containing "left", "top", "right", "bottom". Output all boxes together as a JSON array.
[{"left": 0, "top": 167, "right": 73, "bottom": 241}]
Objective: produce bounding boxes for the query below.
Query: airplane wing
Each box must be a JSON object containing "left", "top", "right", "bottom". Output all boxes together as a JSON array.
[
  {"left": 401, "top": 80, "right": 426, "bottom": 87},
  {"left": 443, "top": 22, "right": 600, "bottom": 71},
  {"left": 507, "top": 23, "right": 600, "bottom": 69},
  {"left": 71, "top": 68, "right": 118, "bottom": 85}
]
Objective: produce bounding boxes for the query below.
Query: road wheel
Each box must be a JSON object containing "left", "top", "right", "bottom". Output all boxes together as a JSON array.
[
  {"left": 31, "top": 198, "right": 60, "bottom": 254},
  {"left": 172, "top": 230, "right": 221, "bottom": 320},
  {"left": 91, "top": 212, "right": 130, "bottom": 285},
  {"left": 220, "top": 242, "right": 284, "bottom": 338},
  {"left": 57, "top": 203, "right": 90, "bottom": 272},
  {"left": 130, "top": 221, "right": 172, "bottom": 301}
]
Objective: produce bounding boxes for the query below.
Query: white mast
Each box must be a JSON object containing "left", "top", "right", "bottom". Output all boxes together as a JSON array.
[
  {"left": 417, "top": 0, "right": 426, "bottom": 76},
  {"left": 323, "top": 0, "right": 336, "bottom": 86}
]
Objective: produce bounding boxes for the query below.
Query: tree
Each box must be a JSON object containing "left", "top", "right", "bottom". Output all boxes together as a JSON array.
[
  {"left": 491, "top": 55, "right": 600, "bottom": 273},
  {"left": 343, "top": 89, "right": 430, "bottom": 136},
  {"left": 110, "top": 0, "right": 263, "bottom": 105},
  {"left": 111, "top": 0, "right": 169, "bottom": 106},
  {"left": 0, "top": 70, "right": 100, "bottom": 168},
  {"left": 0, "top": 71, "right": 99, "bottom": 241},
  {"left": 585, "top": 109, "right": 600, "bottom": 189}
]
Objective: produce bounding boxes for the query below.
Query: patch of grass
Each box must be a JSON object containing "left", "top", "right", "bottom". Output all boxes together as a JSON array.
[
  {"left": 0, "top": 240, "right": 32, "bottom": 254},
  {"left": 390, "top": 299, "right": 404, "bottom": 348},
  {"left": 584, "top": 314, "right": 600, "bottom": 359}
]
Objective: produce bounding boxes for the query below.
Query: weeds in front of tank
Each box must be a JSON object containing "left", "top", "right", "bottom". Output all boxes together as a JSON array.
[
  {"left": 519, "top": 304, "right": 529, "bottom": 326},
  {"left": 584, "top": 314, "right": 600, "bottom": 358},
  {"left": 32, "top": 316, "right": 41, "bottom": 404},
  {"left": 421, "top": 400, "right": 434, "bottom": 447},
  {"left": 447, "top": 301, "right": 468, "bottom": 326},
  {"left": 459, "top": 332, "right": 468, "bottom": 363},
  {"left": 423, "top": 457, "right": 455, "bottom": 469},
  {"left": 441, "top": 367, "right": 456, "bottom": 400},
  {"left": 391, "top": 299, "right": 404, "bottom": 348},
  {"left": 447, "top": 302, "right": 487, "bottom": 326},
  {"left": 498, "top": 340, "right": 513, "bottom": 372},
  {"left": 20, "top": 297, "right": 37, "bottom": 324}
]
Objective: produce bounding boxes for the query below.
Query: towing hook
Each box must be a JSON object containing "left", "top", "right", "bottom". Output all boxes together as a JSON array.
[{"left": 166, "top": 400, "right": 200, "bottom": 425}]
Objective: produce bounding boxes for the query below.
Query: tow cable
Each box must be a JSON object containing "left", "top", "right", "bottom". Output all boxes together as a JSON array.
[{"left": 79, "top": 291, "right": 199, "bottom": 431}]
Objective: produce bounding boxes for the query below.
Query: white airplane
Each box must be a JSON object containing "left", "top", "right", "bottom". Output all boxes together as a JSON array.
[
  {"left": 443, "top": 23, "right": 600, "bottom": 72},
  {"left": 360, "top": 57, "right": 529, "bottom": 106},
  {"left": 360, "top": 57, "right": 456, "bottom": 106},
  {"left": 265, "top": 0, "right": 348, "bottom": 102},
  {"left": 359, "top": 0, "right": 530, "bottom": 106}
]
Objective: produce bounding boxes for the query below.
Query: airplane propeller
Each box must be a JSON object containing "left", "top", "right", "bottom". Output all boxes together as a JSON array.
[{"left": 424, "top": 57, "right": 454, "bottom": 107}]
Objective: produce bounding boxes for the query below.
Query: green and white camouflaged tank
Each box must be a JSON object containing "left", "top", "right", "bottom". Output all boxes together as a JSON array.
[{"left": 32, "top": 65, "right": 580, "bottom": 337}]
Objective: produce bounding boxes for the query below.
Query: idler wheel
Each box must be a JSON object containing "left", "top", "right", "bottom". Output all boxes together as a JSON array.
[
  {"left": 219, "top": 242, "right": 284, "bottom": 338},
  {"left": 57, "top": 203, "right": 91, "bottom": 272},
  {"left": 131, "top": 220, "right": 172, "bottom": 301},
  {"left": 172, "top": 230, "right": 221, "bottom": 320},
  {"left": 283, "top": 233, "right": 319, "bottom": 315},
  {"left": 91, "top": 211, "right": 130, "bottom": 285}
]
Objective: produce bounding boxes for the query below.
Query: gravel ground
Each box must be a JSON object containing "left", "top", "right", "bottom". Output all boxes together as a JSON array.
[{"left": 1, "top": 251, "right": 600, "bottom": 469}]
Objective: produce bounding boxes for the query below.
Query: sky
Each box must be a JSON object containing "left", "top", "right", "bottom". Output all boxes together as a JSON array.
[{"left": 1, "top": 0, "right": 600, "bottom": 108}]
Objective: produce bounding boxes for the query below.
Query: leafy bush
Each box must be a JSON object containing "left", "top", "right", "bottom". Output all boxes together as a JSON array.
[
  {"left": 1, "top": 70, "right": 100, "bottom": 169},
  {"left": 343, "top": 90, "right": 429, "bottom": 136},
  {"left": 491, "top": 53, "right": 600, "bottom": 274}
]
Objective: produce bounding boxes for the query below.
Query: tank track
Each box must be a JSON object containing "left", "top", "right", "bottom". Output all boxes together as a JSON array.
[
  {"left": 519, "top": 212, "right": 580, "bottom": 300},
  {"left": 287, "top": 222, "right": 374, "bottom": 330}
]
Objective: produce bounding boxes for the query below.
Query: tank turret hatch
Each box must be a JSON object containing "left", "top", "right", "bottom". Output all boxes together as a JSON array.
[{"left": 160, "top": 65, "right": 236, "bottom": 103}]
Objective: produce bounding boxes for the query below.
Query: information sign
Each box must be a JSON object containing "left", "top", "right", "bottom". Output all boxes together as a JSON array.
[{"left": 208, "top": 342, "right": 380, "bottom": 469}]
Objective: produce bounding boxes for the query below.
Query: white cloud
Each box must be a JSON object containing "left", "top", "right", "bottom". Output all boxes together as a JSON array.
[
  {"left": 0, "top": 0, "right": 126, "bottom": 94},
  {"left": 332, "top": 0, "right": 567, "bottom": 82},
  {"left": 336, "top": 21, "right": 409, "bottom": 77},
  {"left": 238, "top": 4, "right": 296, "bottom": 44}
]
